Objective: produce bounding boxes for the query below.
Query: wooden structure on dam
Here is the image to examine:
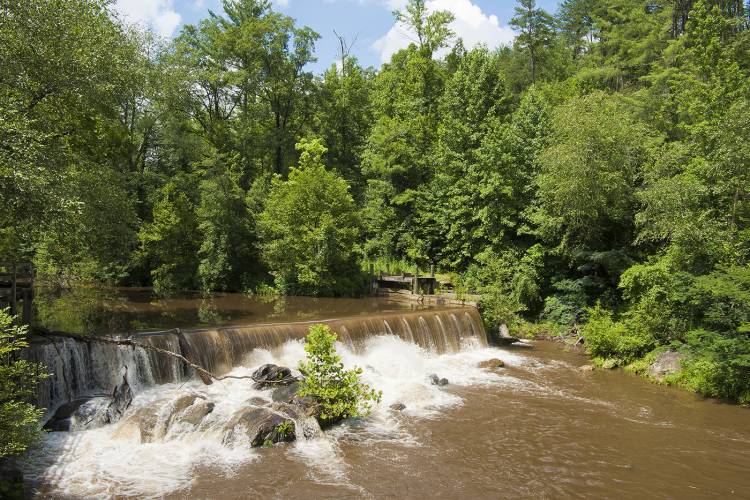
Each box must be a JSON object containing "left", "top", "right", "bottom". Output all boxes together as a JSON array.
[
  {"left": 372, "top": 267, "right": 479, "bottom": 307},
  {"left": 0, "top": 261, "right": 34, "bottom": 324}
]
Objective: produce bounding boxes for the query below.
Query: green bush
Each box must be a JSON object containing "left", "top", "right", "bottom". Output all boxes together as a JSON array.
[
  {"left": 581, "top": 304, "right": 655, "bottom": 364},
  {"left": 0, "top": 308, "right": 47, "bottom": 458},
  {"left": 297, "top": 325, "right": 381, "bottom": 424},
  {"left": 678, "top": 329, "right": 750, "bottom": 404}
]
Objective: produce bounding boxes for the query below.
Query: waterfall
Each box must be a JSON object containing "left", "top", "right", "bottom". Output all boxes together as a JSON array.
[{"left": 25, "top": 306, "right": 487, "bottom": 412}]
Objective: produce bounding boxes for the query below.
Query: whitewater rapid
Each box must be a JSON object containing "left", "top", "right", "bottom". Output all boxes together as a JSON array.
[{"left": 22, "top": 336, "right": 531, "bottom": 498}]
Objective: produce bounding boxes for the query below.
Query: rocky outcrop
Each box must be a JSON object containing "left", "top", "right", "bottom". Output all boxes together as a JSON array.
[
  {"left": 389, "top": 402, "right": 406, "bottom": 411},
  {"left": 648, "top": 351, "right": 687, "bottom": 381},
  {"left": 251, "top": 364, "right": 297, "bottom": 389},
  {"left": 44, "top": 373, "right": 133, "bottom": 432},
  {"left": 478, "top": 358, "right": 505, "bottom": 369},
  {"left": 222, "top": 407, "right": 296, "bottom": 447},
  {"left": 113, "top": 392, "right": 214, "bottom": 443},
  {"left": 429, "top": 374, "right": 449, "bottom": 386}
]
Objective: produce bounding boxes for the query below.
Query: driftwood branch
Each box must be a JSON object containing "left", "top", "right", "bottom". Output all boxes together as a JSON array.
[{"left": 33, "top": 329, "right": 257, "bottom": 386}]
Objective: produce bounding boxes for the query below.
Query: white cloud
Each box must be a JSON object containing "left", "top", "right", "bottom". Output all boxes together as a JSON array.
[
  {"left": 115, "top": 0, "right": 181, "bottom": 37},
  {"left": 372, "top": 0, "right": 514, "bottom": 63}
]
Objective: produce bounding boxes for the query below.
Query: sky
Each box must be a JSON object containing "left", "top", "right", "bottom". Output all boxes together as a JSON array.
[{"left": 114, "top": 0, "right": 560, "bottom": 73}]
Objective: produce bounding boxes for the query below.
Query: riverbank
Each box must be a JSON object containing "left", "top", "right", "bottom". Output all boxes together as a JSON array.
[{"left": 510, "top": 321, "right": 750, "bottom": 407}]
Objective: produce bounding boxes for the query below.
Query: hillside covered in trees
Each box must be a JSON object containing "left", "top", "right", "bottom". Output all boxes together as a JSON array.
[{"left": 1, "top": 0, "right": 749, "bottom": 402}]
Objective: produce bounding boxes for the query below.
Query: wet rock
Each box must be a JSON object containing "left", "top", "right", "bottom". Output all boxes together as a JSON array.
[
  {"left": 389, "top": 402, "right": 406, "bottom": 411},
  {"left": 223, "top": 407, "right": 296, "bottom": 447},
  {"left": 494, "top": 324, "right": 520, "bottom": 346},
  {"left": 429, "top": 374, "right": 449, "bottom": 386},
  {"left": 44, "top": 375, "right": 133, "bottom": 432},
  {"left": 115, "top": 405, "right": 161, "bottom": 443},
  {"left": 163, "top": 393, "right": 209, "bottom": 431},
  {"left": 290, "top": 395, "right": 319, "bottom": 417},
  {"left": 251, "top": 364, "right": 296, "bottom": 389},
  {"left": 578, "top": 364, "right": 595, "bottom": 372},
  {"left": 44, "top": 397, "right": 109, "bottom": 432},
  {"left": 178, "top": 400, "right": 215, "bottom": 427},
  {"left": 478, "top": 358, "right": 505, "bottom": 369},
  {"left": 271, "top": 381, "right": 300, "bottom": 403},
  {"left": 108, "top": 372, "right": 133, "bottom": 422},
  {"left": 648, "top": 351, "right": 687, "bottom": 381},
  {"left": 246, "top": 396, "right": 271, "bottom": 407},
  {"left": 273, "top": 402, "right": 321, "bottom": 440}
]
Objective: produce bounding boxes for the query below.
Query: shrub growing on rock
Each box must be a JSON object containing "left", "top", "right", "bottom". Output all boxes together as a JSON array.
[{"left": 297, "top": 325, "right": 381, "bottom": 424}]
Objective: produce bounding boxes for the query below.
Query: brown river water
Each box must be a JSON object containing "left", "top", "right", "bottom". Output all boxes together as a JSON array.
[{"left": 21, "top": 291, "right": 750, "bottom": 499}]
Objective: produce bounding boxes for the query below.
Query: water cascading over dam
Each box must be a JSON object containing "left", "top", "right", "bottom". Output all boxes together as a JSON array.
[{"left": 26, "top": 307, "right": 487, "bottom": 412}]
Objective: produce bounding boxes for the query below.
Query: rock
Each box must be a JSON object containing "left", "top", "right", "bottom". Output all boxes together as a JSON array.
[
  {"left": 499, "top": 323, "right": 510, "bottom": 338},
  {"left": 115, "top": 405, "right": 161, "bottom": 443},
  {"left": 107, "top": 372, "right": 133, "bottom": 422},
  {"left": 178, "top": 401, "right": 215, "bottom": 427},
  {"left": 494, "top": 336, "right": 521, "bottom": 346},
  {"left": 478, "top": 358, "right": 505, "bottom": 369},
  {"left": 389, "top": 402, "right": 406, "bottom": 411},
  {"left": 246, "top": 396, "right": 270, "bottom": 407},
  {"left": 578, "top": 364, "right": 595, "bottom": 372},
  {"left": 44, "top": 397, "right": 107, "bottom": 432},
  {"left": 162, "top": 393, "right": 209, "bottom": 432},
  {"left": 648, "top": 351, "right": 687, "bottom": 381},
  {"left": 290, "top": 395, "right": 319, "bottom": 417},
  {"left": 223, "top": 407, "right": 296, "bottom": 447},
  {"left": 271, "top": 381, "right": 300, "bottom": 403},
  {"left": 428, "top": 374, "right": 449, "bottom": 386},
  {"left": 273, "top": 402, "right": 321, "bottom": 440},
  {"left": 44, "top": 378, "right": 132, "bottom": 432},
  {"left": 251, "top": 364, "right": 297, "bottom": 389}
]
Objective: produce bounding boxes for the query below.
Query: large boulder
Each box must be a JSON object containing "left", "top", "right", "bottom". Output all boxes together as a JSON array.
[
  {"left": 44, "top": 374, "right": 133, "bottom": 432},
  {"left": 251, "top": 364, "right": 297, "bottom": 389},
  {"left": 223, "top": 407, "right": 296, "bottom": 447},
  {"left": 44, "top": 397, "right": 110, "bottom": 432},
  {"left": 648, "top": 351, "right": 687, "bottom": 381},
  {"left": 177, "top": 400, "right": 215, "bottom": 427}
]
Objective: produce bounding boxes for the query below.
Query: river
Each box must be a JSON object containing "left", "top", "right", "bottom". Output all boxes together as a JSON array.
[{"left": 21, "top": 291, "right": 750, "bottom": 498}]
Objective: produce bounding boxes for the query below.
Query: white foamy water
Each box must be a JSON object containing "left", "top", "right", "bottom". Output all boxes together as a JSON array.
[{"left": 22, "top": 336, "right": 531, "bottom": 498}]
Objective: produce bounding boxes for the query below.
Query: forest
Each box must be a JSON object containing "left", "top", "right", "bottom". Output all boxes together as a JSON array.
[{"left": 1, "top": 0, "right": 749, "bottom": 410}]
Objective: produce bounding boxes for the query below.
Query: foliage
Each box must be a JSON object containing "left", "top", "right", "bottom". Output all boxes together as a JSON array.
[
  {"left": 297, "top": 325, "right": 381, "bottom": 423},
  {"left": 581, "top": 304, "right": 656, "bottom": 364},
  {"left": 0, "top": 309, "right": 47, "bottom": 458},
  {"left": 258, "top": 138, "right": 365, "bottom": 296}
]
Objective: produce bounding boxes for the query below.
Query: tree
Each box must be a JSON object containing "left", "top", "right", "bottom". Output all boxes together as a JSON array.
[
  {"left": 315, "top": 57, "right": 373, "bottom": 198},
  {"left": 197, "top": 154, "right": 258, "bottom": 292},
  {"left": 297, "top": 324, "right": 381, "bottom": 424},
  {"left": 394, "top": 0, "right": 455, "bottom": 58},
  {"left": 415, "top": 47, "right": 512, "bottom": 269},
  {"left": 258, "top": 138, "right": 364, "bottom": 296},
  {"left": 139, "top": 182, "right": 200, "bottom": 294},
  {"left": 0, "top": 309, "right": 47, "bottom": 458},
  {"left": 510, "top": 0, "right": 556, "bottom": 82}
]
